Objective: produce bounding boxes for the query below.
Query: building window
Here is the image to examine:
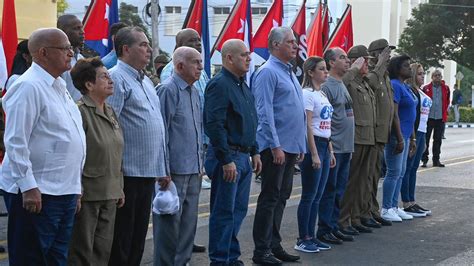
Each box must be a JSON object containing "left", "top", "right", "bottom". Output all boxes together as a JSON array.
[
  {"left": 213, "top": 7, "right": 231, "bottom": 37},
  {"left": 252, "top": 7, "right": 268, "bottom": 34},
  {"left": 164, "top": 6, "right": 182, "bottom": 36}
]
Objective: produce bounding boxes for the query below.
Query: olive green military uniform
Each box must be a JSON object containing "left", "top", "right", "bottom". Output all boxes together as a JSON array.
[
  {"left": 362, "top": 39, "right": 395, "bottom": 221},
  {"left": 68, "top": 95, "right": 125, "bottom": 266},
  {"left": 338, "top": 55, "right": 377, "bottom": 228}
]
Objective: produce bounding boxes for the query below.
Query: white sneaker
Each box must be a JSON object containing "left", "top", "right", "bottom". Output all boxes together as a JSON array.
[
  {"left": 395, "top": 207, "right": 413, "bottom": 220},
  {"left": 201, "top": 176, "right": 211, "bottom": 189},
  {"left": 381, "top": 208, "right": 402, "bottom": 222}
]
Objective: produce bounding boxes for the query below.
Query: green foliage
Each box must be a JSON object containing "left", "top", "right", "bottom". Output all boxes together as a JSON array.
[
  {"left": 397, "top": 0, "right": 473, "bottom": 69},
  {"left": 448, "top": 107, "right": 474, "bottom": 123},
  {"left": 119, "top": 2, "right": 151, "bottom": 40},
  {"left": 57, "top": 0, "right": 69, "bottom": 16}
]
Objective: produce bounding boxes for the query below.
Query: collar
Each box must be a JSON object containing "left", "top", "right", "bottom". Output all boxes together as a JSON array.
[
  {"left": 80, "top": 94, "right": 114, "bottom": 119},
  {"left": 171, "top": 73, "right": 191, "bottom": 90},
  {"left": 268, "top": 55, "right": 293, "bottom": 71},
  {"left": 221, "top": 67, "right": 245, "bottom": 85},
  {"left": 31, "top": 62, "right": 59, "bottom": 88},
  {"left": 117, "top": 60, "right": 145, "bottom": 81}
]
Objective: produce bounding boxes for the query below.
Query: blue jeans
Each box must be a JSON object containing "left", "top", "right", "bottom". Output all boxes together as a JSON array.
[
  {"left": 4, "top": 192, "right": 77, "bottom": 266},
  {"left": 401, "top": 131, "right": 426, "bottom": 203},
  {"left": 317, "top": 152, "right": 351, "bottom": 237},
  {"left": 297, "top": 138, "right": 330, "bottom": 239},
  {"left": 382, "top": 136, "right": 410, "bottom": 209},
  {"left": 208, "top": 150, "right": 252, "bottom": 264}
]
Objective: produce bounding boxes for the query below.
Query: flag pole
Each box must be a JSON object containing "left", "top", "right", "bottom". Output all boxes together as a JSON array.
[{"left": 151, "top": 0, "right": 160, "bottom": 58}]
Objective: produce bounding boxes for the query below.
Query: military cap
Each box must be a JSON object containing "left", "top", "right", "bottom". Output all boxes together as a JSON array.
[
  {"left": 368, "top": 38, "right": 396, "bottom": 52},
  {"left": 154, "top": 54, "right": 170, "bottom": 64},
  {"left": 347, "top": 45, "right": 375, "bottom": 59}
]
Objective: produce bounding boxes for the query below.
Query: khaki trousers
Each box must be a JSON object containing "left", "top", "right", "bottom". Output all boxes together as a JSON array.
[
  {"left": 339, "top": 144, "right": 377, "bottom": 228},
  {"left": 68, "top": 199, "right": 118, "bottom": 266}
]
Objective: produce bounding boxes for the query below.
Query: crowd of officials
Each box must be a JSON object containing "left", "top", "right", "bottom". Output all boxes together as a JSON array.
[{"left": 0, "top": 14, "right": 451, "bottom": 266}]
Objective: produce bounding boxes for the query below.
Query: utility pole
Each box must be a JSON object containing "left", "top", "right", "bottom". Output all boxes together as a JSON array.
[{"left": 150, "top": 0, "right": 160, "bottom": 60}]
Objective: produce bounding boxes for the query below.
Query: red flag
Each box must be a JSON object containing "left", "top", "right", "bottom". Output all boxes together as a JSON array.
[
  {"left": 1, "top": 0, "right": 18, "bottom": 76},
  {"left": 324, "top": 4, "right": 353, "bottom": 52},
  {"left": 291, "top": 0, "right": 307, "bottom": 83},
  {"left": 253, "top": 0, "right": 283, "bottom": 60},
  {"left": 321, "top": 6, "right": 330, "bottom": 46},
  {"left": 211, "top": 0, "right": 253, "bottom": 55},
  {"left": 306, "top": 3, "right": 324, "bottom": 57}
]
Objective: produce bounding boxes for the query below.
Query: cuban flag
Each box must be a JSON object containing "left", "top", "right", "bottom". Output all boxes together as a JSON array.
[
  {"left": 212, "top": 0, "right": 253, "bottom": 82},
  {"left": 183, "top": 0, "right": 211, "bottom": 78},
  {"left": 83, "top": 0, "right": 119, "bottom": 57},
  {"left": 253, "top": 0, "right": 283, "bottom": 60}
]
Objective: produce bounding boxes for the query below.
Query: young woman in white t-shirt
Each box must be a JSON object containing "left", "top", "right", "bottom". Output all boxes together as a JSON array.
[
  {"left": 295, "top": 57, "right": 336, "bottom": 253},
  {"left": 400, "top": 63, "right": 432, "bottom": 217}
]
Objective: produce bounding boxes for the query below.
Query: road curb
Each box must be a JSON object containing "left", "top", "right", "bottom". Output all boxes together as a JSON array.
[{"left": 445, "top": 124, "right": 473, "bottom": 128}]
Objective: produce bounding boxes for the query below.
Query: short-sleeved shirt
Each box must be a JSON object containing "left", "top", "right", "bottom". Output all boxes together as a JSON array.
[
  {"left": 321, "top": 76, "right": 354, "bottom": 153},
  {"left": 418, "top": 89, "right": 432, "bottom": 133},
  {"left": 391, "top": 79, "right": 417, "bottom": 139},
  {"left": 302, "top": 88, "right": 333, "bottom": 139}
]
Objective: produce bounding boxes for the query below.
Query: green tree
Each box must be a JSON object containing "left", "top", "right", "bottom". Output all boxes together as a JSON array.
[
  {"left": 119, "top": 2, "right": 151, "bottom": 40},
  {"left": 456, "top": 64, "right": 474, "bottom": 106},
  {"left": 57, "top": 0, "right": 69, "bottom": 16},
  {"left": 397, "top": 0, "right": 473, "bottom": 69}
]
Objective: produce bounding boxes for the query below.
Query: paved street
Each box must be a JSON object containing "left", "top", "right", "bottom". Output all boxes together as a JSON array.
[{"left": 0, "top": 127, "right": 473, "bottom": 265}]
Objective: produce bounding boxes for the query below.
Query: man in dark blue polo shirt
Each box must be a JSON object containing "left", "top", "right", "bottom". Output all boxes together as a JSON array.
[{"left": 204, "top": 39, "right": 262, "bottom": 266}]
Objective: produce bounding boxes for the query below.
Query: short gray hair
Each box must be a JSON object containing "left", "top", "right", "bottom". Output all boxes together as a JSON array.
[
  {"left": 173, "top": 46, "right": 199, "bottom": 66},
  {"left": 268, "top": 27, "right": 293, "bottom": 51}
]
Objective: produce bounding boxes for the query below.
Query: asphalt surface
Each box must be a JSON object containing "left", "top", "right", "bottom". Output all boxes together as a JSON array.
[{"left": 0, "top": 127, "right": 473, "bottom": 265}]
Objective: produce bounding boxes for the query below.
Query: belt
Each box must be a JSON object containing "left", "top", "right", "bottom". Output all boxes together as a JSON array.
[
  {"left": 228, "top": 145, "right": 253, "bottom": 154},
  {"left": 314, "top": 136, "right": 330, "bottom": 143}
]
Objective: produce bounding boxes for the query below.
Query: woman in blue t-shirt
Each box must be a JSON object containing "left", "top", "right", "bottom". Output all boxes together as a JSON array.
[{"left": 381, "top": 55, "right": 418, "bottom": 222}]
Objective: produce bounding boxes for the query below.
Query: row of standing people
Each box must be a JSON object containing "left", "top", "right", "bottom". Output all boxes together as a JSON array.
[{"left": 0, "top": 16, "right": 449, "bottom": 266}]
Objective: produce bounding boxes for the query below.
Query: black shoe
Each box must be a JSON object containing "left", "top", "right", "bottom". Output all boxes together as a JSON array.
[
  {"left": 318, "top": 233, "right": 343, "bottom": 245},
  {"left": 340, "top": 226, "right": 360, "bottom": 236},
  {"left": 252, "top": 252, "right": 282, "bottom": 265},
  {"left": 373, "top": 216, "right": 392, "bottom": 226},
  {"left": 0, "top": 212, "right": 7, "bottom": 217},
  {"left": 333, "top": 230, "right": 354, "bottom": 241},
  {"left": 272, "top": 248, "right": 300, "bottom": 262},
  {"left": 192, "top": 243, "right": 206, "bottom": 253},
  {"left": 352, "top": 224, "right": 373, "bottom": 233},
  {"left": 229, "top": 260, "right": 244, "bottom": 266},
  {"left": 0, "top": 245, "right": 5, "bottom": 253},
  {"left": 361, "top": 218, "right": 382, "bottom": 228},
  {"left": 421, "top": 161, "right": 428, "bottom": 168},
  {"left": 433, "top": 161, "right": 445, "bottom": 167}
]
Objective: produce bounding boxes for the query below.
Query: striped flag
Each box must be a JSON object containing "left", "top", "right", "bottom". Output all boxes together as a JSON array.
[
  {"left": 83, "top": 0, "right": 119, "bottom": 57},
  {"left": 253, "top": 0, "right": 283, "bottom": 60},
  {"left": 291, "top": 0, "right": 307, "bottom": 83}
]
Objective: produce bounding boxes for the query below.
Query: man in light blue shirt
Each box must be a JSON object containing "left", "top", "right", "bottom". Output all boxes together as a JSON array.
[
  {"left": 251, "top": 27, "right": 306, "bottom": 265},
  {"left": 102, "top": 22, "right": 128, "bottom": 69},
  {"left": 106, "top": 26, "right": 168, "bottom": 266}
]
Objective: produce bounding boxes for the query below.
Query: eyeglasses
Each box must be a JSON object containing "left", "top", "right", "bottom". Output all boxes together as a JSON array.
[{"left": 45, "top": 45, "right": 74, "bottom": 52}]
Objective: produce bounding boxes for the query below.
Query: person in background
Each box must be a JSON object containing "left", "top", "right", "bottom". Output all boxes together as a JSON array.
[
  {"left": 67, "top": 57, "right": 125, "bottom": 265},
  {"left": 294, "top": 56, "right": 335, "bottom": 253},
  {"left": 1, "top": 28, "right": 86, "bottom": 266},
  {"left": 57, "top": 14, "right": 85, "bottom": 101},
  {"left": 102, "top": 22, "right": 129, "bottom": 69},
  {"left": 421, "top": 70, "right": 450, "bottom": 167},
  {"left": 401, "top": 63, "right": 432, "bottom": 217},
  {"left": 4, "top": 40, "right": 32, "bottom": 90},
  {"left": 381, "top": 55, "right": 417, "bottom": 222},
  {"left": 154, "top": 54, "right": 170, "bottom": 80},
  {"left": 451, "top": 84, "right": 462, "bottom": 124}
]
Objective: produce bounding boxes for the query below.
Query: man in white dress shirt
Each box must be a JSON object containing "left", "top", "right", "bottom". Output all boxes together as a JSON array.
[{"left": 1, "top": 28, "right": 86, "bottom": 266}]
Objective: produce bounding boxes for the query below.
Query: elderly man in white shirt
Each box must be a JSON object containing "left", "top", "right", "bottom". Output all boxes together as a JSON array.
[{"left": 1, "top": 28, "right": 86, "bottom": 266}]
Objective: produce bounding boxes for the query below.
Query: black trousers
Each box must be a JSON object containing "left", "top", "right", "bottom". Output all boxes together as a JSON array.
[
  {"left": 422, "top": 119, "right": 444, "bottom": 162},
  {"left": 109, "top": 177, "right": 155, "bottom": 266},
  {"left": 253, "top": 149, "right": 298, "bottom": 254}
]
